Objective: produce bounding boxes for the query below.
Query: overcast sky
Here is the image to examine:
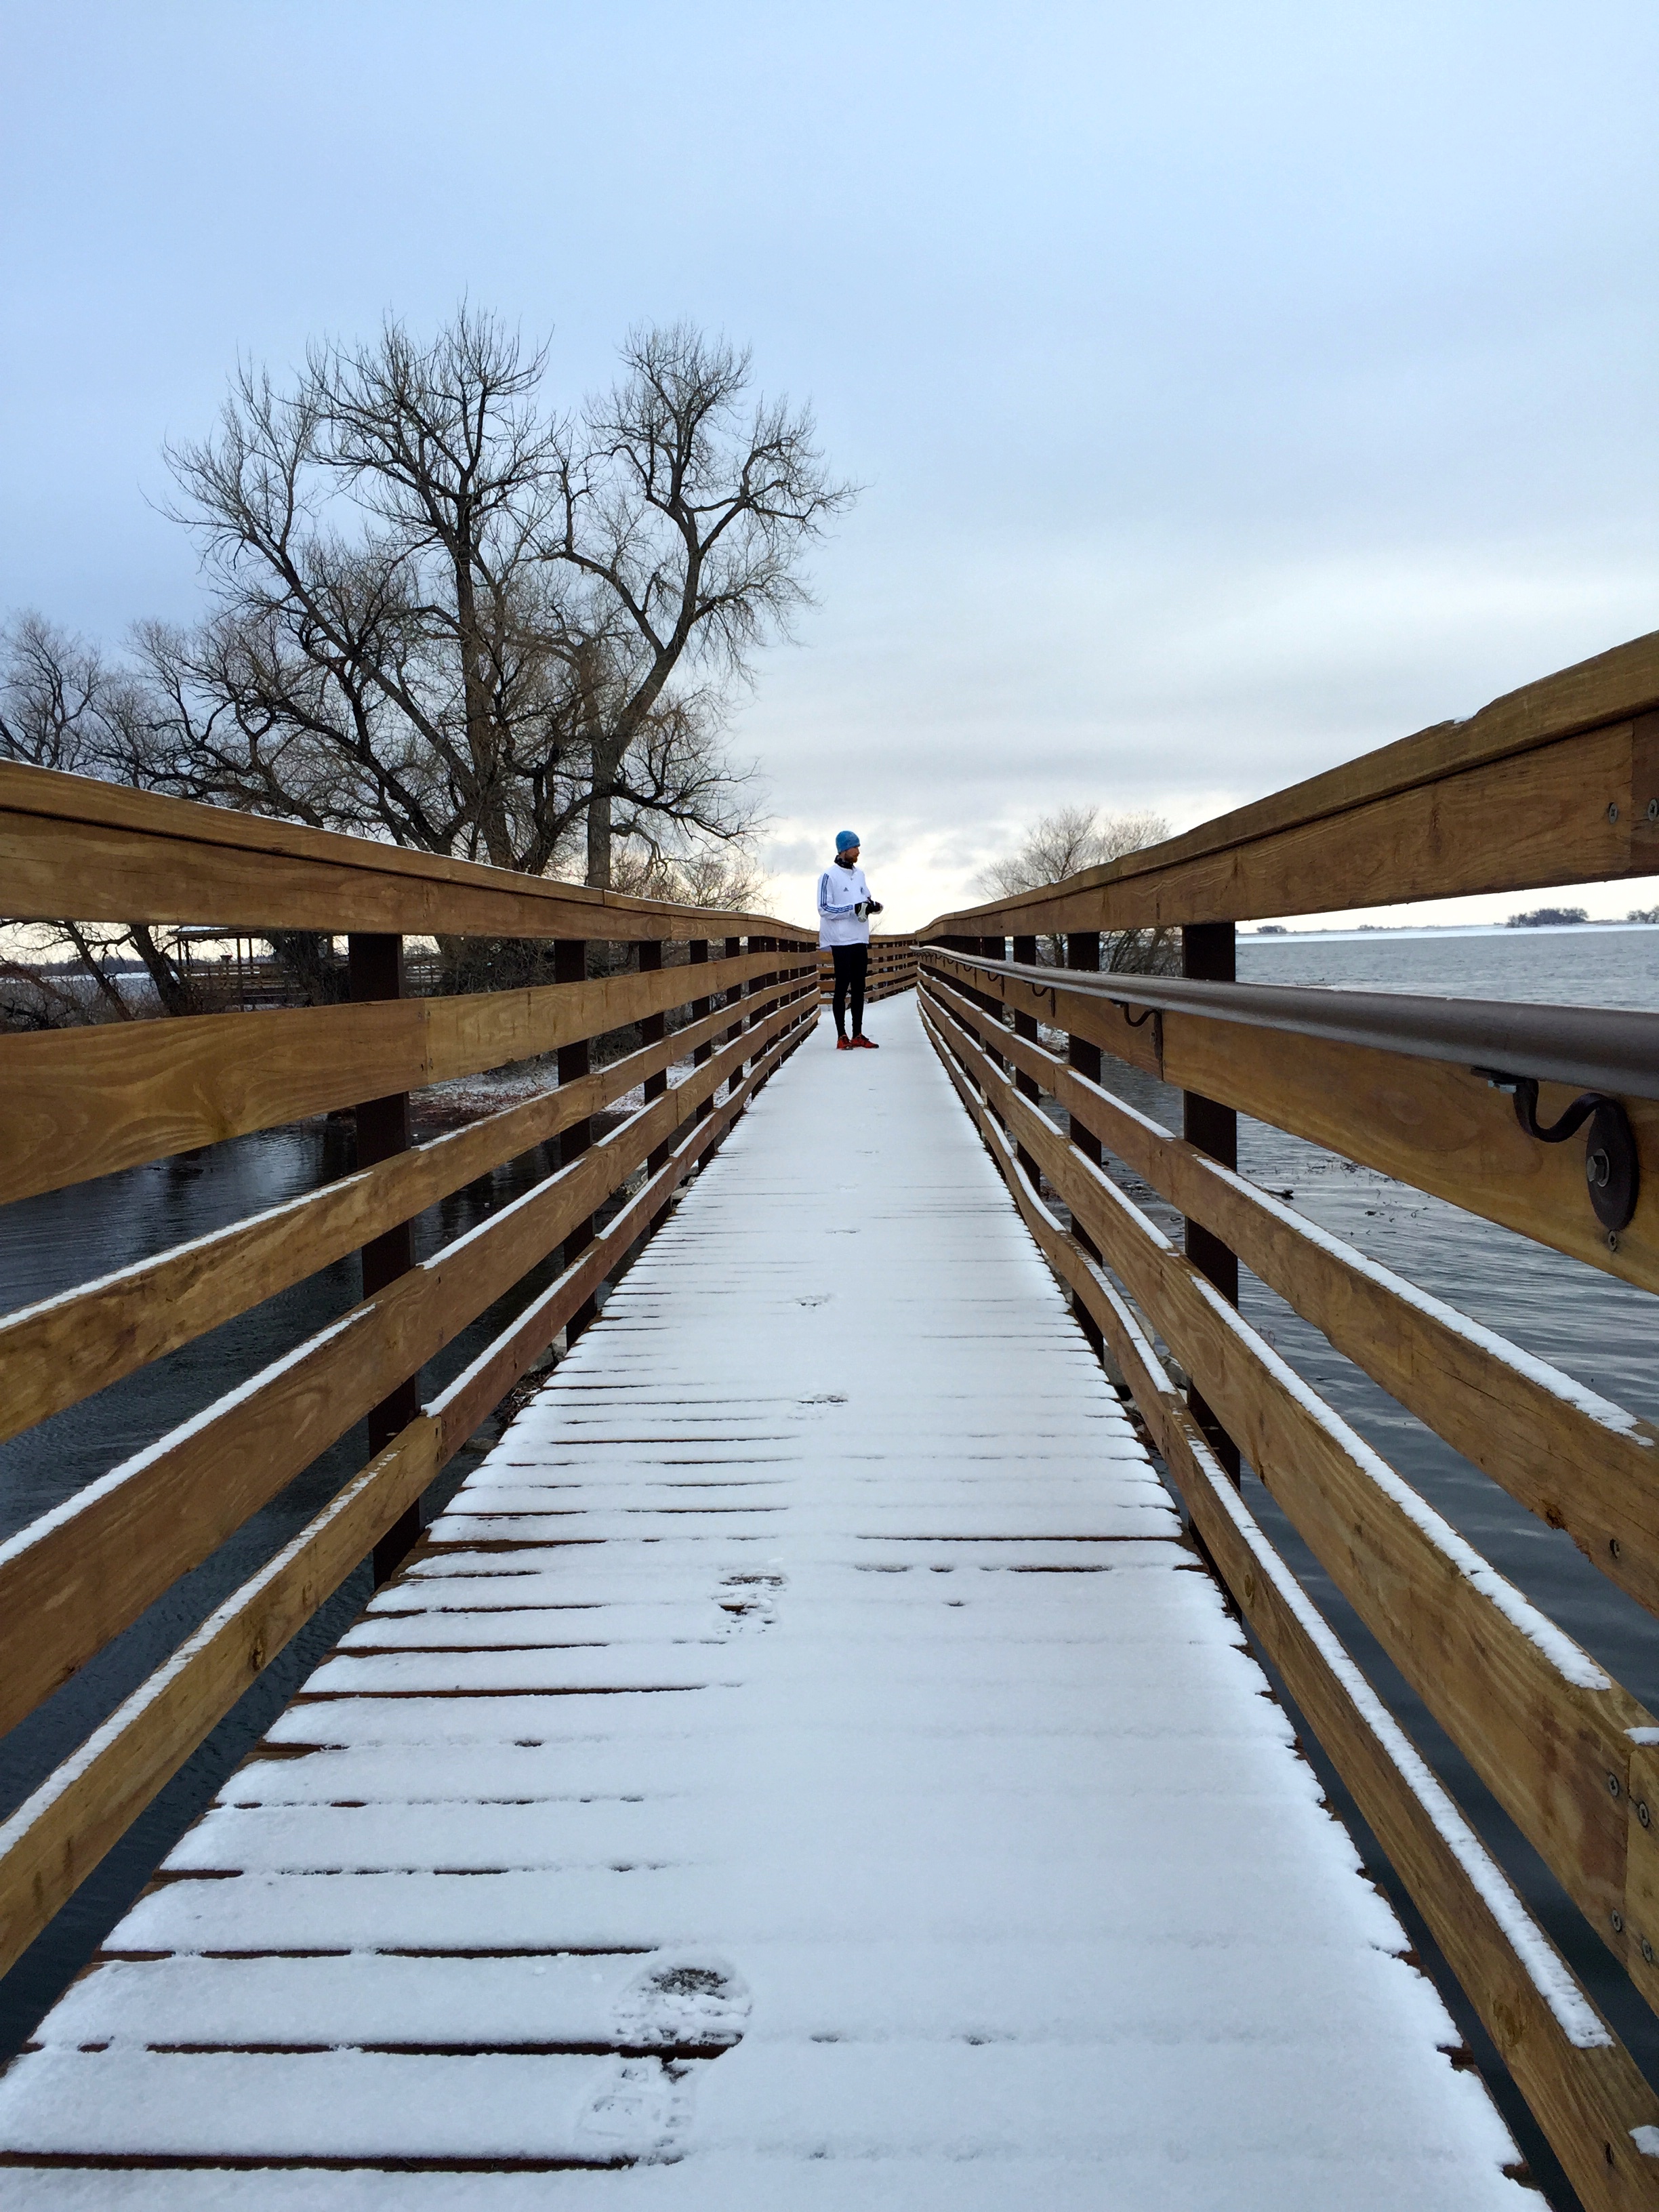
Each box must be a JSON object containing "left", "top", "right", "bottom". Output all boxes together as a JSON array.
[{"left": 4, "top": 1, "right": 1658, "bottom": 932}]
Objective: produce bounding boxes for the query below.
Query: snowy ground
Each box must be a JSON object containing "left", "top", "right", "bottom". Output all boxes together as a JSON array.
[{"left": 0, "top": 999, "right": 1526, "bottom": 2207}]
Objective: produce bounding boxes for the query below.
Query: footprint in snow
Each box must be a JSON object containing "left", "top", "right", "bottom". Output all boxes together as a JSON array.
[{"left": 575, "top": 1957, "right": 752, "bottom": 2164}]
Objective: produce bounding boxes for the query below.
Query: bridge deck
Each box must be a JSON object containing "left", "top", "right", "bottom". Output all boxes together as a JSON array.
[{"left": 1, "top": 1000, "right": 1524, "bottom": 2207}]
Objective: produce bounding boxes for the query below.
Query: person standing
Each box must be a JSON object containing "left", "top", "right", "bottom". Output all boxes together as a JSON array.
[{"left": 817, "top": 830, "right": 883, "bottom": 1050}]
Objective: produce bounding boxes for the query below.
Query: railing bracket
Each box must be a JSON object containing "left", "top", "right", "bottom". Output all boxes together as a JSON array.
[{"left": 1473, "top": 1068, "right": 1639, "bottom": 1233}]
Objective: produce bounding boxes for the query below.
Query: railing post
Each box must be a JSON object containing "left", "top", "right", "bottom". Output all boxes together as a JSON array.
[
  {"left": 979, "top": 937, "right": 1008, "bottom": 1069},
  {"left": 1181, "top": 920, "right": 1241, "bottom": 1479},
  {"left": 691, "top": 939, "right": 713, "bottom": 1120},
  {"left": 639, "top": 939, "right": 670, "bottom": 1174},
  {"left": 1012, "top": 932, "right": 1040, "bottom": 1186},
  {"left": 348, "top": 931, "right": 423, "bottom": 1584},
  {"left": 1065, "top": 930, "right": 1106, "bottom": 1359},
  {"left": 726, "top": 935, "right": 745, "bottom": 1084},
  {"left": 556, "top": 937, "right": 598, "bottom": 1343}
]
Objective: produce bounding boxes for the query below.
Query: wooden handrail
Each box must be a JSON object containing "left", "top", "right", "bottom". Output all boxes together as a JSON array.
[
  {"left": 921, "top": 627, "right": 1659, "bottom": 935},
  {"left": 0, "top": 761, "right": 816, "bottom": 942}
]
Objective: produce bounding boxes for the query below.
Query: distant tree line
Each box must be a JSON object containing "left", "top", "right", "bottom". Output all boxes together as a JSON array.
[{"left": 1, "top": 308, "right": 851, "bottom": 1027}]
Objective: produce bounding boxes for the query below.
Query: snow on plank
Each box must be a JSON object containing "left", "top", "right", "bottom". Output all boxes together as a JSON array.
[{"left": 0, "top": 1000, "right": 1528, "bottom": 2208}]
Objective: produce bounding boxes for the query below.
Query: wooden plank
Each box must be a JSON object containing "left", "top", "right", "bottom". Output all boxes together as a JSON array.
[
  {"left": 921, "top": 981, "right": 1658, "bottom": 1972},
  {"left": 0, "top": 1001, "right": 821, "bottom": 1991},
  {"left": 0, "top": 997, "right": 808, "bottom": 1738},
  {"left": 922, "top": 997, "right": 1659, "bottom": 2211},
  {"left": 0, "top": 977, "right": 812, "bottom": 1448},
  {"left": 0, "top": 762, "right": 817, "bottom": 943},
  {"left": 924, "top": 968, "right": 1659, "bottom": 1618},
  {"left": 0, "top": 948, "right": 806, "bottom": 1206},
  {"left": 0, "top": 1416, "right": 441, "bottom": 1986},
  {"left": 923, "top": 949, "right": 1659, "bottom": 1299},
  {"left": 428, "top": 998, "right": 818, "bottom": 1460},
  {"left": 922, "top": 632, "right": 1659, "bottom": 934},
  {"left": 926, "top": 716, "right": 1659, "bottom": 933}
]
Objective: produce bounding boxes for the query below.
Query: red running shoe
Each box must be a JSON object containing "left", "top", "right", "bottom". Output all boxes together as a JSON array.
[
  {"left": 850, "top": 1033, "right": 880, "bottom": 1049},
  {"left": 836, "top": 1036, "right": 852, "bottom": 1050}
]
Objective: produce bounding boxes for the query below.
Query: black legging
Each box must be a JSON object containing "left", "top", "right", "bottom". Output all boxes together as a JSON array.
[{"left": 831, "top": 942, "right": 868, "bottom": 1036}]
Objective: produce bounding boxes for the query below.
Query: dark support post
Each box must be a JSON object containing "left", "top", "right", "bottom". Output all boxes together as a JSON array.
[
  {"left": 350, "top": 931, "right": 422, "bottom": 1584},
  {"left": 691, "top": 941, "right": 713, "bottom": 1120},
  {"left": 1182, "top": 920, "right": 1241, "bottom": 1479},
  {"left": 1065, "top": 930, "right": 1105, "bottom": 1359},
  {"left": 979, "top": 937, "right": 1008, "bottom": 1069},
  {"left": 640, "top": 939, "right": 670, "bottom": 1174},
  {"left": 556, "top": 938, "right": 598, "bottom": 1343},
  {"left": 726, "top": 935, "right": 746, "bottom": 1082},
  {"left": 1012, "top": 933, "right": 1040, "bottom": 1186}
]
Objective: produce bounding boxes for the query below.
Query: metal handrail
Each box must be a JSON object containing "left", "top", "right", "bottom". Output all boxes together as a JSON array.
[{"left": 922, "top": 949, "right": 1659, "bottom": 1101}]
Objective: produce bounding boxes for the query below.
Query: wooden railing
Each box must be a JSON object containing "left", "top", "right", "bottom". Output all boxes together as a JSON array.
[
  {"left": 816, "top": 934, "right": 920, "bottom": 1004},
  {"left": 0, "top": 764, "right": 819, "bottom": 1984},
  {"left": 918, "top": 628, "right": 1659, "bottom": 2212}
]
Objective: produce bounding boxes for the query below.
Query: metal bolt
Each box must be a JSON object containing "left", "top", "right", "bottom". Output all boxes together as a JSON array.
[
  {"left": 1608, "top": 1230, "right": 1621, "bottom": 1253},
  {"left": 1588, "top": 1147, "right": 1612, "bottom": 1189},
  {"left": 1612, "top": 1536, "right": 1624, "bottom": 1559},
  {"left": 1610, "top": 802, "right": 1621, "bottom": 823},
  {"left": 1640, "top": 1799, "right": 1652, "bottom": 1828},
  {"left": 1609, "top": 1773, "right": 1623, "bottom": 1797},
  {"left": 1614, "top": 1909, "right": 1626, "bottom": 1933},
  {"left": 1645, "top": 1938, "right": 1655, "bottom": 1964},
  {"left": 1649, "top": 798, "right": 1659, "bottom": 822}
]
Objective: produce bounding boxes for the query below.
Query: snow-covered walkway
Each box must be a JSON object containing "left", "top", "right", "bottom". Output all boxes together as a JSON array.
[{"left": 0, "top": 998, "right": 1526, "bottom": 2207}]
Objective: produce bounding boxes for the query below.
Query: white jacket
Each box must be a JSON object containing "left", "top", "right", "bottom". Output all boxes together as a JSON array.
[{"left": 817, "top": 860, "right": 872, "bottom": 947}]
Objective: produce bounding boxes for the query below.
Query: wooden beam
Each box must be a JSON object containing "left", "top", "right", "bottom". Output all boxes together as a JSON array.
[
  {"left": 0, "top": 991, "right": 813, "bottom": 1738},
  {"left": 924, "top": 967, "right": 1659, "bottom": 1618},
  {"left": 923, "top": 949, "right": 1659, "bottom": 1298},
  {"left": 920, "top": 980, "right": 1658, "bottom": 1977},
  {"left": 0, "top": 946, "right": 797, "bottom": 1207},
  {"left": 0, "top": 762, "right": 816, "bottom": 944},
  {"left": 921, "top": 633, "right": 1659, "bottom": 935},
  {"left": 0, "top": 995, "right": 825, "bottom": 1994},
  {"left": 0, "top": 977, "right": 808, "bottom": 1449},
  {"left": 921, "top": 996, "right": 1659, "bottom": 2211},
  {"left": 0, "top": 1415, "right": 440, "bottom": 1987}
]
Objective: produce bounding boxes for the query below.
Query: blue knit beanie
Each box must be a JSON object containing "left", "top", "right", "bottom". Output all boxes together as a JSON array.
[{"left": 836, "top": 830, "right": 860, "bottom": 853}]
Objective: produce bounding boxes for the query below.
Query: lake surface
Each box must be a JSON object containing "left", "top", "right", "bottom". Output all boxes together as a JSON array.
[{"left": 2, "top": 933, "right": 1657, "bottom": 2207}]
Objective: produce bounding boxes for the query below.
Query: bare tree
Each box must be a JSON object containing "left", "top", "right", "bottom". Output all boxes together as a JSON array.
[
  {"left": 155, "top": 308, "right": 851, "bottom": 888},
  {"left": 0, "top": 615, "right": 191, "bottom": 1019},
  {"left": 975, "top": 803, "right": 1176, "bottom": 971}
]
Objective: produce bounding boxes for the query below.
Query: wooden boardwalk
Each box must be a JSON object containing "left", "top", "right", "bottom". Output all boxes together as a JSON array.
[{"left": 1, "top": 1000, "right": 1526, "bottom": 2206}]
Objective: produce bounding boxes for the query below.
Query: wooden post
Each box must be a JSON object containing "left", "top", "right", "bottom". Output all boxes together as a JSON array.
[
  {"left": 691, "top": 940, "right": 713, "bottom": 1120},
  {"left": 1182, "top": 920, "right": 1241, "bottom": 1479},
  {"left": 349, "top": 931, "right": 424, "bottom": 1584},
  {"left": 1012, "top": 933, "right": 1040, "bottom": 1186},
  {"left": 979, "top": 937, "right": 1008, "bottom": 1069},
  {"left": 1065, "top": 930, "right": 1106, "bottom": 1359},
  {"left": 556, "top": 938, "right": 598, "bottom": 1343},
  {"left": 639, "top": 939, "right": 670, "bottom": 1174},
  {"left": 727, "top": 935, "right": 746, "bottom": 1084}
]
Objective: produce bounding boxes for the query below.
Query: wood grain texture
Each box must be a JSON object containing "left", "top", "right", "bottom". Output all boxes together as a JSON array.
[
  {"left": 922, "top": 980, "right": 1657, "bottom": 1972},
  {"left": 0, "top": 977, "right": 815, "bottom": 1447},
  {"left": 922, "top": 633, "right": 1659, "bottom": 933},
  {"left": 0, "top": 1416, "right": 441, "bottom": 1986},
  {"left": 0, "top": 996, "right": 808, "bottom": 1737},
  {"left": 924, "top": 968, "right": 1659, "bottom": 1617},
  {"left": 0, "top": 1009, "right": 822, "bottom": 1984},
  {"left": 0, "top": 949, "right": 806, "bottom": 1206},
  {"left": 924, "top": 997, "right": 1659, "bottom": 2210},
  {"left": 922, "top": 948, "right": 1659, "bottom": 1298},
  {"left": 0, "top": 762, "right": 816, "bottom": 943}
]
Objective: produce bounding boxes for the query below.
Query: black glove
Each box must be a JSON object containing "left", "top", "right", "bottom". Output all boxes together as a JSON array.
[{"left": 866, "top": 898, "right": 884, "bottom": 916}]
